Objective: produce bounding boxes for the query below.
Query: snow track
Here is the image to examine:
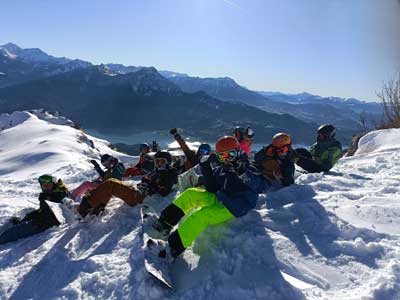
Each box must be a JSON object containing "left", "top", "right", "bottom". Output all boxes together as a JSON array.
[{"left": 0, "top": 112, "right": 400, "bottom": 299}]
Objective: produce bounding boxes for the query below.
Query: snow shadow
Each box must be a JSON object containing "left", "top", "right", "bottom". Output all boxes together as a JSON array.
[
  {"left": 265, "top": 185, "right": 384, "bottom": 268},
  {"left": 9, "top": 204, "right": 141, "bottom": 300},
  {"left": 168, "top": 210, "right": 305, "bottom": 300}
]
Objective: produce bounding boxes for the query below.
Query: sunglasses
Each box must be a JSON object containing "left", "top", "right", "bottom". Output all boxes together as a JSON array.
[
  {"left": 155, "top": 158, "right": 168, "bottom": 165},
  {"left": 275, "top": 145, "right": 289, "bottom": 154},
  {"left": 217, "top": 149, "right": 238, "bottom": 161}
]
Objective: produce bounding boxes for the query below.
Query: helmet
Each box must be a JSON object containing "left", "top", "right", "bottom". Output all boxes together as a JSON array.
[
  {"left": 140, "top": 143, "right": 150, "bottom": 152},
  {"left": 197, "top": 143, "right": 211, "bottom": 155},
  {"left": 272, "top": 133, "right": 292, "bottom": 148},
  {"left": 100, "top": 154, "right": 112, "bottom": 163},
  {"left": 215, "top": 136, "right": 240, "bottom": 153},
  {"left": 154, "top": 151, "right": 172, "bottom": 164},
  {"left": 234, "top": 126, "right": 254, "bottom": 141},
  {"left": 38, "top": 174, "right": 57, "bottom": 184},
  {"left": 317, "top": 124, "right": 336, "bottom": 139}
]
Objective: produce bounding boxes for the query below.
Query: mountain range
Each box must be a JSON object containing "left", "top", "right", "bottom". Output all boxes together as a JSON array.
[{"left": 0, "top": 43, "right": 381, "bottom": 144}]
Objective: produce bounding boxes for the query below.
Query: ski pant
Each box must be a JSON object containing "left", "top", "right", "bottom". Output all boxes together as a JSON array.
[
  {"left": 295, "top": 148, "right": 327, "bottom": 173},
  {"left": 71, "top": 181, "right": 100, "bottom": 199},
  {"left": 161, "top": 187, "right": 234, "bottom": 256},
  {"left": 0, "top": 221, "right": 49, "bottom": 245},
  {"left": 87, "top": 178, "right": 146, "bottom": 209}
]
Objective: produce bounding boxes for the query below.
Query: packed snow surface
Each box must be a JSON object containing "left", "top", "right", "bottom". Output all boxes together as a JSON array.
[{"left": 0, "top": 111, "right": 399, "bottom": 300}]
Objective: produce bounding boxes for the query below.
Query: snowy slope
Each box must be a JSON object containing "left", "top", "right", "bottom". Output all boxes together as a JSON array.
[{"left": 0, "top": 115, "right": 400, "bottom": 300}]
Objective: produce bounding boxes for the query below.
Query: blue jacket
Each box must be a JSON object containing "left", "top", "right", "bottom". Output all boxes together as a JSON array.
[{"left": 201, "top": 155, "right": 267, "bottom": 217}]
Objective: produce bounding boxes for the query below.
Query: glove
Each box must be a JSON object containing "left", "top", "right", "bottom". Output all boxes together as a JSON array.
[
  {"left": 90, "top": 159, "right": 99, "bottom": 167},
  {"left": 137, "top": 182, "right": 153, "bottom": 196},
  {"left": 169, "top": 128, "right": 178, "bottom": 136},
  {"left": 38, "top": 192, "right": 50, "bottom": 201}
]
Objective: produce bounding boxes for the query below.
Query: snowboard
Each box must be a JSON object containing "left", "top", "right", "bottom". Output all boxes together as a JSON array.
[{"left": 140, "top": 205, "right": 173, "bottom": 289}]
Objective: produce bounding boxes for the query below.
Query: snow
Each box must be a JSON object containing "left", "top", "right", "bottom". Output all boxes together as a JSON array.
[{"left": 0, "top": 114, "right": 400, "bottom": 300}]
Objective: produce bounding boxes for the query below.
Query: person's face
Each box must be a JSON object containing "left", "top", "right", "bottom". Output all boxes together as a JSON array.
[
  {"left": 102, "top": 158, "right": 113, "bottom": 169},
  {"left": 155, "top": 158, "right": 168, "bottom": 170},
  {"left": 244, "top": 136, "right": 253, "bottom": 146},
  {"left": 41, "top": 182, "right": 54, "bottom": 192},
  {"left": 274, "top": 145, "right": 289, "bottom": 159}
]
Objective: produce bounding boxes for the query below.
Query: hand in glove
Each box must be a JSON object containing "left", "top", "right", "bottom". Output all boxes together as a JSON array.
[
  {"left": 38, "top": 192, "right": 51, "bottom": 201},
  {"left": 90, "top": 159, "right": 99, "bottom": 167},
  {"left": 169, "top": 128, "right": 178, "bottom": 136},
  {"left": 137, "top": 182, "right": 153, "bottom": 196},
  {"left": 271, "top": 170, "right": 283, "bottom": 186}
]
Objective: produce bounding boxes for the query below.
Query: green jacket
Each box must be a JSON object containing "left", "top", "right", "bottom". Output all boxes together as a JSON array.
[{"left": 310, "top": 139, "right": 342, "bottom": 171}]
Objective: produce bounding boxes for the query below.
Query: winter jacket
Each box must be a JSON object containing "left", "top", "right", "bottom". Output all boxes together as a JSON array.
[
  {"left": 254, "top": 145, "right": 295, "bottom": 186},
  {"left": 200, "top": 154, "right": 266, "bottom": 217},
  {"left": 124, "top": 153, "right": 154, "bottom": 177},
  {"left": 22, "top": 180, "right": 69, "bottom": 228},
  {"left": 141, "top": 167, "right": 178, "bottom": 197},
  {"left": 239, "top": 140, "right": 251, "bottom": 157},
  {"left": 94, "top": 160, "right": 126, "bottom": 181},
  {"left": 174, "top": 135, "right": 199, "bottom": 171},
  {"left": 310, "top": 139, "right": 342, "bottom": 171}
]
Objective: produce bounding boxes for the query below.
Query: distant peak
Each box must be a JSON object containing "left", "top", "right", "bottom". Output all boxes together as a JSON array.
[{"left": 1, "top": 42, "right": 22, "bottom": 52}]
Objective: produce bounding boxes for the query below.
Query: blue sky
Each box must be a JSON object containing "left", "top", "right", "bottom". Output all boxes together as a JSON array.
[{"left": 1, "top": 0, "right": 399, "bottom": 101}]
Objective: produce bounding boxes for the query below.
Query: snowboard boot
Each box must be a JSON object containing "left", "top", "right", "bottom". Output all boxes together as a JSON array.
[
  {"left": 147, "top": 238, "right": 175, "bottom": 264},
  {"left": 77, "top": 195, "right": 93, "bottom": 217},
  {"left": 151, "top": 218, "right": 173, "bottom": 240}
]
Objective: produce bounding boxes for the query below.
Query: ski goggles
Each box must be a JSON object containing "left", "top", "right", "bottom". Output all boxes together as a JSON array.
[
  {"left": 198, "top": 148, "right": 211, "bottom": 155},
  {"left": 216, "top": 149, "right": 238, "bottom": 161},
  {"left": 275, "top": 145, "right": 290, "bottom": 154}
]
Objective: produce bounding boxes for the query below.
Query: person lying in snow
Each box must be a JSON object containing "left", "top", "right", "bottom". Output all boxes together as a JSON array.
[
  {"left": 77, "top": 151, "right": 178, "bottom": 217},
  {"left": 0, "top": 174, "right": 68, "bottom": 245},
  {"left": 70, "top": 154, "right": 125, "bottom": 199},
  {"left": 147, "top": 136, "right": 267, "bottom": 261},
  {"left": 169, "top": 128, "right": 211, "bottom": 172},
  {"left": 124, "top": 143, "right": 155, "bottom": 178},
  {"left": 254, "top": 132, "right": 296, "bottom": 187},
  {"left": 234, "top": 126, "right": 255, "bottom": 157},
  {"left": 294, "top": 124, "right": 342, "bottom": 173}
]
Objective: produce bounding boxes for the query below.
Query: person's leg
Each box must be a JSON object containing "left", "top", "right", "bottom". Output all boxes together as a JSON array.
[
  {"left": 295, "top": 148, "right": 313, "bottom": 159},
  {"left": 168, "top": 202, "right": 234, "bottom": 257},
  {"left": 296, "top": 157, "right": 325, "bottom": 173},
  {"left": 71, "top": 181, "right": 99, "bottom": 198},
  {"left": 159, "top": 187, "right": 217, "bottom": 227},
  {"left": 0, "top": 222, "right": 48, "bottom": 245},
  {"left": 88, "top": 178, "right": 145, "bottom": 207}
]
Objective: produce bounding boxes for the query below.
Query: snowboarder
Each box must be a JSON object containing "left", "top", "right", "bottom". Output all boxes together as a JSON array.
[
  {"left": 169, "top": 128, "right": 211, "bottom": 172},
  {"left": 77, "top": 151, "right": 178, "bottom": 217},
  {"left": 254, "top": 132, "right": 295, "bottom": 187},
  {"left": 70, "top": 154, "right": 125, "bottom": 199},
  {"left": 0, "top": 174, "right": 69, "bottom": 245},
  {"left": 234, "top": 126, "right": 255, "bottom": 157},
  {"left": 124, "top": 143, "right": 155, "bottom": 178},
  {"left": 294, "top": 124, "right": 342, "bottom": 173},
  {"left": 147, "top": 136, "right": 266, "bottom": 261}
]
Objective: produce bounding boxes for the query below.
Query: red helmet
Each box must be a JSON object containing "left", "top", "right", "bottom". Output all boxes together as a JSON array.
[
  {"left": 272, "top": 133, "right": 292, "bottom": 148},
  {"left": 215, "top": 136, "right": 240, "bottom": 153}
]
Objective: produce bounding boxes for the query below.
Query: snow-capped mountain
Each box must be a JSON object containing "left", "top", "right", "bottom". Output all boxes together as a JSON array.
[{"left": 0, "top": 111, "right": 399, "bottom": 299}]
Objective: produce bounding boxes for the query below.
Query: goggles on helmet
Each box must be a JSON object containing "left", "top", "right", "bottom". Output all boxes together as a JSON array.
[
  {"left": 198, "top": 147, "right": 210, "bottom": 155},
  {"left": 216, "top": 149, "right": 238, "bottom": 162}
]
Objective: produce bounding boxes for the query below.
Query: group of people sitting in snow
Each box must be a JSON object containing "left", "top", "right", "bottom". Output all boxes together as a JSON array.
[{"left": 0, "top": 124, "right": 342, "bottom": 261}]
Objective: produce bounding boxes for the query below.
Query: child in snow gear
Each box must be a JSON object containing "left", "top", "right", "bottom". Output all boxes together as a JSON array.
[
  {"left": 254, "top": 133, "right": 295, "bottom": 187},
  {"left": 124, "top": 144, "right": 155, "bottom": 177},
  {"left": 77, "top": 151, "right": 178, "bottom": 217},
  {"left": 169, "top": 128, "right": 211, "bottom": 172},
  {"left": 71, "top": 154, "right": 125, "bottom": 199},
  {"left": 294, "top": 124, "right": 342, "bottom": 173},
  {"left": 234, "top": 126, "right": 254, "bottom": 157},
  {"left": 149, "top": 136, "right": 266, "bottom": 260},
  {"left": 0, "top": 175, "right": 68, "bottom": 245}
]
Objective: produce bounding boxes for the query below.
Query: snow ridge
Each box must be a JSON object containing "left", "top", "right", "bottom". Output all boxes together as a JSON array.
[{"left": 0, "top": 115, "right": 399, "bottom": 300}]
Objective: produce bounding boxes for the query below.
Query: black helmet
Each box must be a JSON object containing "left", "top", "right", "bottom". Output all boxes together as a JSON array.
[
  {"left": 234, "top": 126, "right": 255, "bottom": 141},
  {"left": 154, "top": 151, "right": 172, "bottom": 164},
  {"left": 100, "top": 154, "right": 112, "bottom": 163},
  {"left": 140, "top": 143, "right": 150, "bottom": 152},
  {"left": 317, "top": 124, "right": 336, "bottom": 139}
]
